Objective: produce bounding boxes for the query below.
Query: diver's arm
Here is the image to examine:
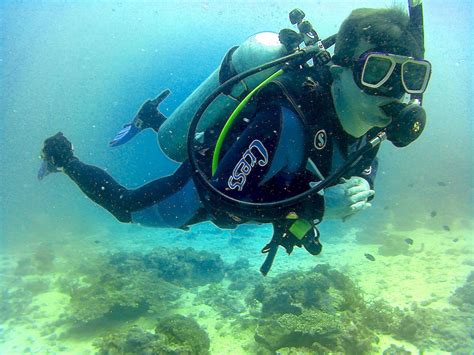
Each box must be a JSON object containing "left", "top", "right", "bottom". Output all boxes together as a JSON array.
[
  {"left": 63, "top": 159, "right": 199, "bottom": 225},
  {"left": 63, "top": 159, "right": 132, "bottom": 222},
  {"left": 41, "top": 132, "right": 203, "bottom": 226}
]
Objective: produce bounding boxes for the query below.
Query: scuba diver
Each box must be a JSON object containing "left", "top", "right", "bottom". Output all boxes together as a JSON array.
[{"left": 39, "top": 3, "right": 431, "bottom": 274}]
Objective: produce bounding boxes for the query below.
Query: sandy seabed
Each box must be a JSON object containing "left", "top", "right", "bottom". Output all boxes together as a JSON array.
[{"left": 1, "top": 217, "right": 472, "bottom": 354}]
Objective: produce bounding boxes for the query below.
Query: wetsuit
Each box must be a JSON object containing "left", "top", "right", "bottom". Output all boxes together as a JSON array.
[
  {"left": 62, "top": 66, "right": 378, "bottom": 229},
  {"left": 63, "top": 106, "right": 307, "bottom": 228}
]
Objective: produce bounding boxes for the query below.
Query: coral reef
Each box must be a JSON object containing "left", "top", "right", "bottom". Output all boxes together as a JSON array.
[
  {"left": 2, "top": 245, "right": 472, "bottom": 353},
  {"left": 94, "top": 315, "right": 210, "bottom": 355},
  {"left": 248, "top": 264, "right": 474, "bottom": 353},
  {"left": 66, "top": 267, "right": 179, "bottom": 325},
  {"left": 196, "top": 283, "right": 247, "bottom": 317},
  {"left": 363, "top": 299, "right": 404, "bottom": 334},
  {"left": 195, "top": 257, "right": 261, "bottom": 317},
  {"left": 0, "top": 287, "right": 33, "bottom": 323},
  {"left": 226, "top": 258, "right": 262, "bottom": 290},
  {"left": 155, "top": 315, "right": 210, "bottom": 355},
  {"left": 450, "top": 271, "right": 474, "bottom": 310},
  {"left": 250, "top": 264, "right": 377, "bottom": 353},
  {"left": 393, "top": 304, "right": 474, "bottom": 352},
  {"left": 59, "top": 248, "right": 225, "bottom": 326},
  {"left": 140, "top": 247, "right": 225, "bottom": 287},
  {"left": 382, "top": 344, "right": 411, "bottom": 354}
]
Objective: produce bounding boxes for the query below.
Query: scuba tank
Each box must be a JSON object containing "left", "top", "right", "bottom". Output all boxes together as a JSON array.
[{"left": 157, "top": 32, "right": 289, "bottom": 162}]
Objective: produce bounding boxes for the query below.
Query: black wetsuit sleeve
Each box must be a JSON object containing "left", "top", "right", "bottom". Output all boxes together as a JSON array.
[
  {"left": 361, "top": 157, "right": 378, "bottom": 202},
  {"left": 63, "top": 159, "right": 192, "bottom": 223},
  {"left": 361, "top": 157, "right": 378, "bottom": 189}
]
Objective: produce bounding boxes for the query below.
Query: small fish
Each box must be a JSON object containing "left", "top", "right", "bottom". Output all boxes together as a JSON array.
[
  {"left": 443, "top": 225, "right": 451, "bottom": 231},
  {"left": 364, "top": 253, "right": 376, "bottom": 261},
  {"left": 404, "top": 238, "right": 414, "bottom": 245},
  {"left": 437, "top": 181, "right": 447, "bottom": 187},
  {"left": 453, "top": 238, "right": 459, "bottom": 242},
  {"left": 430, "top": 211, "right": 437, "bottom": 218},
  {"left": 407, "top": 183, "right": 414, "bottom": 188},
  {"left": 384, "top": 206, "right": 389, "bottom": 210},
  {"left": 94, "top": 240, "right": 101, "bottom": 244}
]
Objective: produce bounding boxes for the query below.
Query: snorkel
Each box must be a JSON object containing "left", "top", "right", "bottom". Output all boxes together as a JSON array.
[{"left": 381, "top": 0, "right": 428, "bottom": 147}]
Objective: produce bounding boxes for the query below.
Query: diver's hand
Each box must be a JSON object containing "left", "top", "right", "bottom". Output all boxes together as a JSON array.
[
  {"left": 135, "top": 90, "right": 170, "bottom": 130},
  {"left": 41, "top": 132, "right": 75, "bottom": 168},
  {"left": 109, "top": 89, "right": 170, "bottom": 147},
  {"left": 323, "top": 177, "right": 374, "bottom": 220}
]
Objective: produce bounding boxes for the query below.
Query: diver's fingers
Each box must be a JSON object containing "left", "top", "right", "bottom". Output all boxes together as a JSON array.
[
  {"left": 343, "top": 176, "right": 367, "bottom": 189},
  {"left": 347, "top": 185, "right": 370, "bottom": 196},
  {"left": 350, "top": 201, "right": 372, "bottom": 212},
  {"left": 349, "top": 190, "right": 375, "bottom": 203},
  {"left": 150, "top": 89, "right": 171, "bottom": 105}
]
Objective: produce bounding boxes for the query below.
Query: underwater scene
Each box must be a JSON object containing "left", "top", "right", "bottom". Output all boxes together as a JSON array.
[{"left": 1, "top": 0, "right": 473, "bottom": 353}]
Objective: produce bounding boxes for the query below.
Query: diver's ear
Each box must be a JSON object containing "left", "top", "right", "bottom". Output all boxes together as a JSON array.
[{"left": 329, "top": 64, "right": 344, "bottom": 79}]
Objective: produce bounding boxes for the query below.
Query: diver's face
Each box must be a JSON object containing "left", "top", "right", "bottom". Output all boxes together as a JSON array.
[{"left": 330, "top": 42, "right": 404, "bottom": 138}]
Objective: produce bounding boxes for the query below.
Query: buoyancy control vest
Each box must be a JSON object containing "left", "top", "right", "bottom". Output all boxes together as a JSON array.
[
  {"left": 253, "top": 65, "right": 380, "bottom": 191},
  {"left": 194, "top": 64, "right": 379, "bottom": 229}
]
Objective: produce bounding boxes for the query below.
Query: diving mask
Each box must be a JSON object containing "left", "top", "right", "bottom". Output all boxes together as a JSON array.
[{"left": 353, "top": 51, "right": 431, "bottom": 98}]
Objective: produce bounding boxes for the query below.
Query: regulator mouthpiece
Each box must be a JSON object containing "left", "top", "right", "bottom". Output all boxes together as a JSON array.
[{"left": 382, "top": 102, "right": 426, "bottom": 147}]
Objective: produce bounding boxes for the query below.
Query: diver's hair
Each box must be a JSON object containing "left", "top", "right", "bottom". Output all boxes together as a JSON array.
[{"left": 332, "top": 6, "right": 423, "bottom": 66}]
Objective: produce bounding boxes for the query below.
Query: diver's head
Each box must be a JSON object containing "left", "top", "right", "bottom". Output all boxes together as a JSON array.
[{"left": 329, "top": 7, "right": 431, "bottom": 138}]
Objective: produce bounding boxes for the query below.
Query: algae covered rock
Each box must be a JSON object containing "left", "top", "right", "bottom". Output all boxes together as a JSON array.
[
  {"left": 155, "top": 314, "right": 210, "bottom": 355},
  {"left": 393, "top": 305, "right": 474, "bottom": 353},
  {"left": 252, "top": 264, "right": 362, "bottom": 317},
  {"left": 382, "top": 344, "right": 412, "bottom": 354},
  {"left": 95, "top": 326, "right": 163, "bottom": 354},
  {"left": 363, "top": 299, "right": 404, "bottom": 334},
  {"left": 450, "top": 271, "right": 474, "bottom": 310},
  {"left": 95, "top": 317, "right": 210, "bottom": 355},
  {"left": 141, "top": 247, "right": 225, "bottom": 287},
  {"left": 62, "top": 247, "right": 225, "bottom": 325},
  {"left": 255, "top": 309, "right": 344, "bottom": 351},
  {"left": 197, "top": 283, "right": 247, "bottom": 316},
  {"left": 252, "top": 265, "right": 376, "bottom": 353},
  {"left": 64, "top": 258, "right": 180, "bottom": 325}
]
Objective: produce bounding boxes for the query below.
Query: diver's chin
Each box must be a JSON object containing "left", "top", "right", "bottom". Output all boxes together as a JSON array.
[
  {"left": 376, "top": 99, "right": 401, "bottom": 127},
  {"left": 375, "top": 108, "right": 393, "bottom": 127}
]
